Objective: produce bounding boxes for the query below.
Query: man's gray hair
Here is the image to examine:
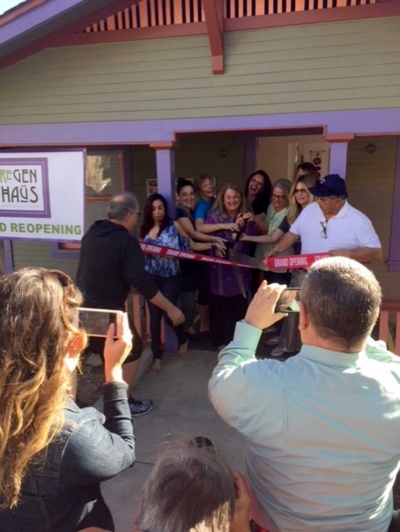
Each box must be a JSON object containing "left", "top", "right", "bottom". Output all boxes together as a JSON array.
[
  {"left": 107, "top": 192, "right": 139, "bottom": 221},
  {"left": 301, "top": 257, "right": 382, "bottom": 350},
  {"left": 138, "top": 440, "right": 235, "bottom": 532}
]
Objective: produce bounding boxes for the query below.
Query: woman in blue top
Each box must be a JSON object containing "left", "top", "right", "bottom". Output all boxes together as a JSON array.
[{"left": 140, "top": 194, "right": 189, "bottom": 371}]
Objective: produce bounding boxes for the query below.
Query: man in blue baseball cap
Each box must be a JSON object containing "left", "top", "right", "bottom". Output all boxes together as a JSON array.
[{"left": 268, "top": 173, "right": 382, "bottom": 263}]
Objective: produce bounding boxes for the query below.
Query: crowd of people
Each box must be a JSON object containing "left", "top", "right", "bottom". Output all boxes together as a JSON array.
[
  {"left": 2, "top": 259, "right": 400, "bottom": 532},
  {"left": 0, "top": 163, "right": 393, "bottom": 532},
  {"left": 134, "top": 163, "right": 382, "bottom": 363}
]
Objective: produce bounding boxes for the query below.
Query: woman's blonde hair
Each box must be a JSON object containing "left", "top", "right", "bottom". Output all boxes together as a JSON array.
[
  {"left": 210, "top": 182, "right": 246, "bottom": 219},
  {"left": 0, "top": 267, "right": 86, "bottom": 509},
  {"left": 287, "top": 174, "right": 316, "bottom": 225}
]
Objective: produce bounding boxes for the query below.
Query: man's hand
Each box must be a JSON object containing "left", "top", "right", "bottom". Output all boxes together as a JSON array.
[
  {"left": 244, "top": 281, "right": 287, "bottom": 330},
  {"left": 229, "top": 470, "right": 251, "bottom": 532},
  {"left": 167, "top": 305, "right": 185, "bottom": 326}
]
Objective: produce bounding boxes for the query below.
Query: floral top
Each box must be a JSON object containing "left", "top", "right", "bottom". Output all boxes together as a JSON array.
[{"left": 143, "top": 220, "right": 189, "bottom": 278}]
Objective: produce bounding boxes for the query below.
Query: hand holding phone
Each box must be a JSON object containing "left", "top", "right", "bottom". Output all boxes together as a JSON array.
[
  {"left": 103, "top": 312, "right": 133, "bottom": 383},
  {"left": 245, "top": 281, "right": 287, "bottom": 330},
  {"left": 78, "top": 308, "right": 123, "bottom": 338},
  {"left": 275, "top": 288, "right": 301, "bottom": 313}
]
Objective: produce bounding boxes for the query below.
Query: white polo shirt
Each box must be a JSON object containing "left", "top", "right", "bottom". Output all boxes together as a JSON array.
[{"left": 289, "top": 201, "right": 381, "bottom": 254}]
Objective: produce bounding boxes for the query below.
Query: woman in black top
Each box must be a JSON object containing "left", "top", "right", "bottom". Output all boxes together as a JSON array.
[{"left": 175, "top": 178, "right": 226, "bottom": 336}]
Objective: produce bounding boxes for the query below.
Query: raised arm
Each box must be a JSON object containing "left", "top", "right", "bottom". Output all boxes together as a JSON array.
[
  {"left": 266, "top": 231, "right": 299, "bottom": 257},
  {"left": 242, "top": 227, "right": 284, "bottom": 244},
  {"left": 195, "top": 217, "right": 239, "bottom": 234},
  {"left": 209, "top": 282, "right": 287, "bottom": 433},
  {"left": 176, "top": 216, "right": 226, "bottom": 245}
]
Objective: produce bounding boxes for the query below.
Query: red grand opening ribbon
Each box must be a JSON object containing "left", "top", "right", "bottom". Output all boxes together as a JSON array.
[{"left": 139, "top": 243, "right": 329, "bottom": 271}]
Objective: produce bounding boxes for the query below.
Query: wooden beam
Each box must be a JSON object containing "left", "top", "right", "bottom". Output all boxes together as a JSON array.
[
  {"left": 202, "top": 0, "right": 224, "bottom": 74},
  {"left": 0, "top": 0, "right": 142, "bottom": 71}
]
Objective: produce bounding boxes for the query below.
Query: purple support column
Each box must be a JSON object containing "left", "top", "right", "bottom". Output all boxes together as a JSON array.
[
  {"left": 150, "top": 142, "right": 178, "bottom": 353},
  {"left": 388, "top": 138, "right": 400, "bottom": 273},
  {"left": 152, "top": 142, "right": 176, "bottom": 218},
  {"left": 325, "top": 134, "right": 354, "bottom": 179},
  {"left": 4, "top": 240, "right": 13, "bottom": 274}
]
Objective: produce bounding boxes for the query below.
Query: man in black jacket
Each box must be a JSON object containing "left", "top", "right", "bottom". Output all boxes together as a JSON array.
[{"left": 77, "top": 192, "right": 184, "bottom": 417}]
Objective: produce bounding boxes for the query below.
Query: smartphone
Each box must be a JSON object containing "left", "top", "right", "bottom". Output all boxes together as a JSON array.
[
  {"left": 77, "top": 308, "right": 123, "bottom": 338},
  {"left": 275, "top": 288, "right": 301, "bottom": 313}
]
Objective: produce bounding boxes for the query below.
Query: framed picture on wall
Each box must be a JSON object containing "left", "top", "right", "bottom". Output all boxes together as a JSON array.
[{"left": 146, "top": 178, "right": 158, "bottom": 197}]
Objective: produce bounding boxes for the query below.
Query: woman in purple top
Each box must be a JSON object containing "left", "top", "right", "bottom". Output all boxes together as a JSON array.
[{"left": 205, "top": 182, "right": 257, "bottom": 349}]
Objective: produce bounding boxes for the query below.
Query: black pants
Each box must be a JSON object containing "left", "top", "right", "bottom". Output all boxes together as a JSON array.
[
  {"left": 209, "top": 293, "right": 248, "bottom": 347},
  {"left": 148, "top": 274, "right": 187, "bottom": 359}
]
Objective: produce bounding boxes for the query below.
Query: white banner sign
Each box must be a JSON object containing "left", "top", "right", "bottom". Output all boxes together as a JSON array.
[{"left": 0, "top": 151, "right": 85, "bottom": 241}]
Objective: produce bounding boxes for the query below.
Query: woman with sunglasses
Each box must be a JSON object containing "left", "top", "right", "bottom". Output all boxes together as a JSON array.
[{"left": 0, "top": 267, "right": 135, "bottom": 532}]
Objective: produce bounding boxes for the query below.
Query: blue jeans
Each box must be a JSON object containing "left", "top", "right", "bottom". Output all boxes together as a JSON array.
[{"left": 148, "top": 275, "right": 187, "bottom": 359}]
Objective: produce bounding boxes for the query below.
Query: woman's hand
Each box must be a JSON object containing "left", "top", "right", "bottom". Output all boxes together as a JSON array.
[
  {"left": 222, "top": 222, "right": 240, "bottom": 232},
  {"left": 229, "top": 470, "right": 251, "bottom": 532},
  {"left": 103, "top": 312, "right": 133, "bottom": 383},
  {"left": 214, "top": 236, "right": 227, "bottom": 245},
  {"left": 239, "top": 234, "right": 250, "bottom": 242},
  {"left": 214, "top": 241, "right": 227, "bottom": 254}
]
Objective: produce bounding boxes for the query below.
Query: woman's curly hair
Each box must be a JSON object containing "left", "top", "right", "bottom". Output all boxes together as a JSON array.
[{"left": 0, "top": 267, "right": 86, "bottom": 509}]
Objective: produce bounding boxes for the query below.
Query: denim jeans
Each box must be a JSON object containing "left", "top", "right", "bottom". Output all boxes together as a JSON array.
[{"left": 148, "top": 274, "right": 187, "bottom": 359}]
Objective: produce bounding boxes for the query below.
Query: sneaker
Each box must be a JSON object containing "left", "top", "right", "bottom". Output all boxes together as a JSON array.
[{"left": 128, "top": 397, "right": 154, "bottom": 417}]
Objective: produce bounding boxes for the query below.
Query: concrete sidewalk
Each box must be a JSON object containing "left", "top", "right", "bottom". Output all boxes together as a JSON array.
[{"left": 101, "top": 349, "right": 245, "bottom": 532}]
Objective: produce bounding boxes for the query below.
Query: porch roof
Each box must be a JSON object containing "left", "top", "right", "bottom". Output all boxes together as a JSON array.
[
  {"left": 0, "top": 0, "right": 141, "bottom": 67},
  {"left": 0, "top": 0, "right": 399, "bottom": 74}
]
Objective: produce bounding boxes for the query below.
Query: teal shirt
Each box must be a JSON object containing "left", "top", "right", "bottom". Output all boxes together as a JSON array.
[{"left": 209, "top": 322, "right": 400, "bottom": 532}]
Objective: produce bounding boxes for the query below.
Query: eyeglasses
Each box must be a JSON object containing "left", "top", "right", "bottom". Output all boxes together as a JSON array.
[
  {"left": 294, "top": 188, "right": 307, "bottom": 194},
  {"left": 272, "top": 194, "right": 286, "bottom": 200},
  {"left": 320, "top": 220, "right": 328, "bottom": 239}
]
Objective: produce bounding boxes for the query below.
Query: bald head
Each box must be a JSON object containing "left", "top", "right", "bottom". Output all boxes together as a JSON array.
[{"left": 107, "top": 192, "right": 139, "bottom": 221}]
